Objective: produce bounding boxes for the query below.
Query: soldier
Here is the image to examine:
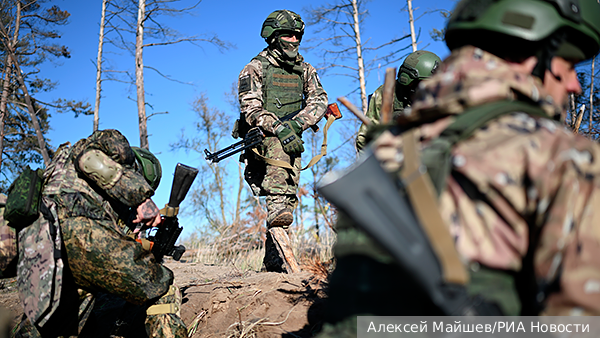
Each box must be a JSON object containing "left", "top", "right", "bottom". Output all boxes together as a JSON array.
[
  {"left": 318, "top": 0, "right": 600, "bottom": 335},
  {"left": 238, "top": 10, "right": 328, "bottom": 272},
  {"left": 11, "top": 129, "right": 186, "bottom": 337},
  {"left": 355, "top": 50, "right": 441, "bottom": 151}
]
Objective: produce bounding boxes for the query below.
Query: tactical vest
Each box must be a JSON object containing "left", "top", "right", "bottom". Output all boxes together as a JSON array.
[{"left": 254, "top": 55, "right": 304, "bottom": 118}]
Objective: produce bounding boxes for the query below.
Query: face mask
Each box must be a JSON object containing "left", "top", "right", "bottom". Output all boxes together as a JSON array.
[{"left": 276, "top": 35, "right": 300, "bottom": 60}]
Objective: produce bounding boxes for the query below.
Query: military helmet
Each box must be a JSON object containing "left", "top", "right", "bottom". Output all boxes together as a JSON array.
[
  {"left": 261, "top": 10, "right": 305, "bottom": 42},
  {"left": 131, "top": 147, "right": 162, "bottom": 191},
  {"left": 398, "top": 50, "right": 442, "bottom": 86},
  {"left": 445, "top": 0, "right": 600, "bottom": 61}
]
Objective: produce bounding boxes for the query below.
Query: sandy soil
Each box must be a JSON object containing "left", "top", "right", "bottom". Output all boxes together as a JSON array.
[{"left": 0, "top": 258, "right": 328, "bottom": 337}]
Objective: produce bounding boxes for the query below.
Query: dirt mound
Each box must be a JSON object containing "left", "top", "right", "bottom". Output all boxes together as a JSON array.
[{"left": 0, "top": 260, "right": 328, "bottom": 337}]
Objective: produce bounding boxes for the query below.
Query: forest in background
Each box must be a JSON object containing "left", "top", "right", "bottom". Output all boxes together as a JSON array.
[{"left": 0, "top": 0, "right": 596, "bottom": 269}]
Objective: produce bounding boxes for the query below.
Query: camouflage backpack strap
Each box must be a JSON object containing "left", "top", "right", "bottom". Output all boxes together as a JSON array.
[
  {"left": 421, "top": 100, "right": 548, "bottom": 196},
  {"left": 401, "top": 130, "right": 469, "bottom": 285}
]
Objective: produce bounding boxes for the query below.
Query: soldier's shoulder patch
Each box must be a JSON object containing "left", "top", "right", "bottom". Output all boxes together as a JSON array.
[
  {"left": 315, "top": 73, "right": 322, "bottom": 87},
  {"left": 239, "top": 75, "right": 251, "bottom": 93}
]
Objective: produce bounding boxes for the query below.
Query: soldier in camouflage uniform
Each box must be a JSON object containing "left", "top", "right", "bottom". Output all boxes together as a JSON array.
[
  {"left": 12, "top": 129, "right": 186, "bottom": 337},
  {"left": 355, "top": 50, "right": 441, "bottom": 151},
  {"left": 318, "top": 0, "right": 600, "bottom": 336},
  {"left": 238, "top": 10, "right": 328, "bottom": 272}
]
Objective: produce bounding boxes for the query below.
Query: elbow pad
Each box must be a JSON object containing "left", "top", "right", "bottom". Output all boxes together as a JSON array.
[{"left": 78, "top": 149, "right": 123, "bottom": 190}]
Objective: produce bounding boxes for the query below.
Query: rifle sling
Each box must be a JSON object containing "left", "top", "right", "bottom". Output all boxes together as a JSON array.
[
  {"left": 400, "top": 100, "right": 548, "bottom": 286},
  {"left": 402, "top": 129, "right": 469, "bottom": 285},
  {"left": 251, "top": 113, "right": 336, "bottom": 171}
]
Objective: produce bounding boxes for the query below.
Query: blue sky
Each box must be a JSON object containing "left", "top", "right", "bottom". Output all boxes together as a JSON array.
[{"left": 33, "top": 0, "right": 453, "bottom": 237}]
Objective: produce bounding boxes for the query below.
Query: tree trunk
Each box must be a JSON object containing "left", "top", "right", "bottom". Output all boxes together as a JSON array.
[
  {"left": 0, "top": 2, "right": 22, "bottom": 172},
  {"left": 94, "top": 0, "right": 109, "bottom": 132},
  {"left": 350, "top": 0, "right": 368, "bottom": 114},
  {"left": 5, "top": 45, "right": 50, "bottom": 165},
  {"left": 589, "top": 56, "right": 595, "bottom": 137},
  {"left": 407, "top": 0, "right": 417, "bottom": 52},
  {"left": 574, "top": 104, "right": 586, "bottom": 134},
  {"left": 136, "top": 0, "right": 149, "bottom": 149}
]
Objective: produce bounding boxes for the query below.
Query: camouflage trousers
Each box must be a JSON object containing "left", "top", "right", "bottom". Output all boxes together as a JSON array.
[
  {"left": 145, "top": 285, "right": 187, "bottom": 337},
  {"left": 60, "top": 215, "right": 173, "bottom": 304},
  {"left": 244, "top": 135, "right": 301, "bottom": 197},
  {"left": 12, "top": 213, "right": 184, "bottom": 337},
  {"left": 12, "top": 286, "right": 186, "bottom": 337}
]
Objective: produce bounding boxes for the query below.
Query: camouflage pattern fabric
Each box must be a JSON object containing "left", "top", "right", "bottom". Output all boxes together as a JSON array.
[
  {"left": 239, "top": 50, "right": 327, "bottom": 135},
  {"left": 245, "top": 136, "right": 301, "bottom": 196},
  {"left": 324, "top": 44, "right": 600, "bottom": 330},
  {"left": 11, "top": 316, "right": 41, "bottom": 338},
  {"left": 0, "top": 194, "right": 17, "bottom": 277},
  {"left": 16, "top": 197, "right": 63, "bottom": 326},
  {"left": 45, "top": 130, "right": 173, "bottom": 305},
  {"left": 265, "top": 194, "right": 297, "bottom": 227},
  {"left": 239, "top": 49, "right": 326, "bottom": 211},
  {"left": 13, "top": 129, "right": 181, "bottom": 336},
  {"left": 145, "top": 285, "right": 187, "bottom": 337},
  {"left": 240, "top": 48, "right": 326, "bottom": 272},
  {"left": 355, "top": 84, "right": 408, "bottom": 151}
]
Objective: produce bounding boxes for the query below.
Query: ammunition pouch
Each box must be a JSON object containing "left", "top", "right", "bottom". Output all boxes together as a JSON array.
[{"left": 5, "top": 166, "right": 44, "bottom": 230}]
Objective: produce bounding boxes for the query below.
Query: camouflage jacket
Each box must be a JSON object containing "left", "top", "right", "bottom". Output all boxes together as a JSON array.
[
  {"left": 356, "top": 84, "right": 410, "bottom": 151},
  {"left": 17, "top": 130, "right": 157, "bottom": 325},
  {"left": 238, "top": 49, "right": 328, "bottom": 134},
  {"left": 44, "top": 129, "right": 155, "bottom": 213},
  {"left": 351, "top": 45, "right": 599, "bottom": 315}
]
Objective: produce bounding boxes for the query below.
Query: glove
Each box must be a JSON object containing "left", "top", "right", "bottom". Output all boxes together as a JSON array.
[{"left": 275, "top": 120, "right": 304, "bottom": 154}]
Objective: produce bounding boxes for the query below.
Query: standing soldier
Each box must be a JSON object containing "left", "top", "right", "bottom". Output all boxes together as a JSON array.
[
  {"left": 238, "top": 10, "right": 328, "bottom": 273},
  {"left": 355, "top": 50, "right": 441, "bottom": 151},
  {"left": 318, "top": 0, "right": 600, "bottom": 335}
]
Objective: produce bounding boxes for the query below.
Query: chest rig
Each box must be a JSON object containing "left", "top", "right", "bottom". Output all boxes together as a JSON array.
[{"left": 254, "top": 55, "right": 305, "bottom": 118}]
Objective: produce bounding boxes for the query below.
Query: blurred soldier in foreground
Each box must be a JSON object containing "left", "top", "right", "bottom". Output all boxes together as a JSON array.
[
  {"left": 237, "top": 10, "right": 328, "bottom": 272},
  {"left": 318, "top": 0, "right": 600, "bottom": 335},
  {"left": 355, "top": 50, "right": 441, "bottom": 151},
  {"left": 9, "top": 129, "right": 186, "bottom": 337}
]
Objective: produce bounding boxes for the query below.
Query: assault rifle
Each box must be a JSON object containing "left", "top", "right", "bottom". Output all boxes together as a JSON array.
[
  {"left": 147, "top": 163, "right": 198, "bottom": 263},
  {"left": 204, "top": 127, "right": 264, "bottom": 164},
  {"left": 204, "top": 103, "right": 342, "bottom": 164}
]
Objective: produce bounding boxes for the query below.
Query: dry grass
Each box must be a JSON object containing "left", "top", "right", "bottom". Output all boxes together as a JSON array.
[{"left": 184, "top": 222, "right": 336, "bottom": 273}]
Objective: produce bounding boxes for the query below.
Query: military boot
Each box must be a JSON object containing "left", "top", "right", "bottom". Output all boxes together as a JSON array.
[{"left": 267, "top": 207, "right": 293, "bottom": 228}]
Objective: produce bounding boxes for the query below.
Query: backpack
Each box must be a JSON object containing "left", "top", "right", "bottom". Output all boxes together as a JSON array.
[{"left": 4, "top": 166, "right": 44, "bottom": 230}]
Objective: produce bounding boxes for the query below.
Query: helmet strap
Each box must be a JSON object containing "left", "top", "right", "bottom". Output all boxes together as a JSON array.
[{"left": 531, "top": 32, "right": 566, "bottom": 83}]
